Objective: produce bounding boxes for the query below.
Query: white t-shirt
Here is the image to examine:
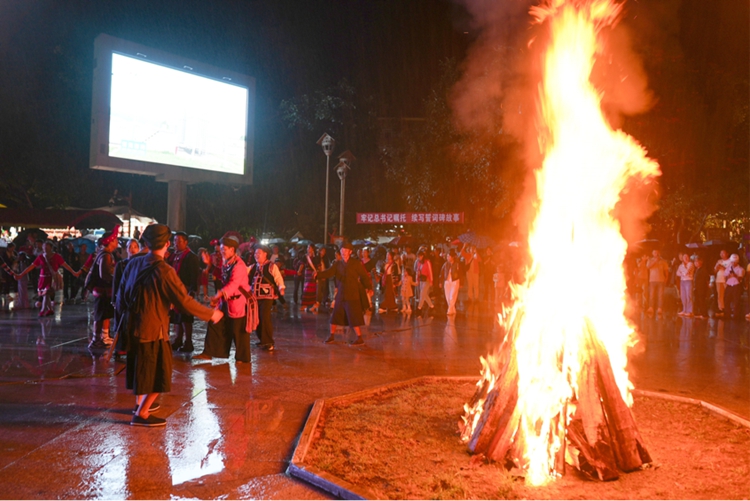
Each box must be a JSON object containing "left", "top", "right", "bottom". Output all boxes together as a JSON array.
[{"left": 715, "top": 259, "right": 731, "bottom": 283}]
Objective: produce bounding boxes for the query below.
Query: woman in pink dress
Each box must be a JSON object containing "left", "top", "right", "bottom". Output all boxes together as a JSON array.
[{"left": 14, "top": 241, "right": 80, "bottom": 316}]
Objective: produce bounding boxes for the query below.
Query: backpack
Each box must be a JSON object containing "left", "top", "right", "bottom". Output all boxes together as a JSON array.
[{"left": 83, "top": 253, "right": 106, "bottom": 292}]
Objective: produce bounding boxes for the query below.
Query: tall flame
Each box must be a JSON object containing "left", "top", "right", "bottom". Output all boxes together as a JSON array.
[{"left": 461, "top": 0, "right": 660, "bottom": 486}]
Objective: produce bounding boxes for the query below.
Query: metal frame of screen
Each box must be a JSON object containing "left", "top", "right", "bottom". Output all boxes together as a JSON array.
[{"left": 90, "top": 33, "right": 254, "bottom": 185}]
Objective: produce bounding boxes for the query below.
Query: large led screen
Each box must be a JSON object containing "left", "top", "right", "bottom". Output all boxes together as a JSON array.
[{"left": 108, "top": 52, "right": 248, "bottom": 175}]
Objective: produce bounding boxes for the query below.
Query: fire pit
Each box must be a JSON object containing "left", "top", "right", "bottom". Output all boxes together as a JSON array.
[
  {"left": 288, "top": 377, "right": 750, "bottom": 499},
  {"left": 460, "top": 0, "right": 661, "bottom": 486}
]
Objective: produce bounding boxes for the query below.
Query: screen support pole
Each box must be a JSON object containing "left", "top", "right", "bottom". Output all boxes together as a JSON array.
[{"left": 167, "top": 180, "right": 188, "bottom": 231}]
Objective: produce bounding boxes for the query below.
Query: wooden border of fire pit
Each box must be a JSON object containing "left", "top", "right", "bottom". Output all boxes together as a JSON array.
[
  {"left": 287, "top": 378, "right": 750, "bottom": 500},
  {"left": 287, "top": 376, "right": 477, "bottom": 499}
]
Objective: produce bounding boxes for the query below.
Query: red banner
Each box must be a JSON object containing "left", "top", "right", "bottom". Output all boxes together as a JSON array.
[{"left": 356, "top": 212, "right": 464, "bottom": 224}]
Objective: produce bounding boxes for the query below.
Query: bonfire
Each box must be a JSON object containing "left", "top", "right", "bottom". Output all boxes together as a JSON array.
[{"left": 460, "top": 0, "right": 661, "bottom": 486}]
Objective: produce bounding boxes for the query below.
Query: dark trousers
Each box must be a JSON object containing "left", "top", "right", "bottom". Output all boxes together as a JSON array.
[
  {"left": 255, "top": 299, "right": 274, "bottom": 346},
  {"left": 293, "top": 276, "right": 303, "bottom": 303},
  {"left": 725, "top": 284, "right": 743, "bottom": 318},
  {"left": 203, "top": 306, "right": 250, "bottom": 362},
  {"left": 693, "top": 284, "right": 709, "bottom": 317}
]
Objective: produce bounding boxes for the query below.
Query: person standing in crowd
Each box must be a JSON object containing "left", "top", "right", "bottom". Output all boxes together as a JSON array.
[
  {"left": 493, "top": 264, "right": 505, "bottom": 307},
  {"left": 360, "top": 248, "right": 376, "bottom": 312},
  {"left": 247, "top": 245, "right": 285, "bottom": 351},
  {"left": 112, "top": 238, "right": 146, "bottom": 355},
  {"left": 636, "top": 253, "right": 650, "bottom": 310},
  {"left": 168, "top": 232, "right": 201, "bottom": 353},
  {"left": 87, "top": 229, "right": 120, "bottom": 347},
  {"left": 197, "top": 248, "right": 212, "bottom": 302},
  {"left": 292, "top": 247, "right": 305, "bottom": 304},
  {"left": 481, "top": 247, "right": 496, "bottom": 302},
  {"left": 14, "top": 240, "right": 80, "bottom": 316},
  {"left": 301, "top": 244, "right": 319, "bottom": 312},
  {"left": 461, "top": 244, "right": 482, "bottom": 303},
  {"left": 194, "top": 236, "right": 250, "bottom": 362},
  {"left": 441, "top": 249, "right": 461, "bottom": 315},
  {"left": 416, "top": 250, "right": 434, "bottom": 314},
  {"left": 117, "top": 224, "right": 221, "bottom": 427},
  {"left": 74, "top": 245, "right": 90, "bottom": 303},
  {"left": 316, "top": 246, "right": 331, "bottom": 310},
  {"left": 378, "top": 251, "right": 400, "bottom": 313},
  {"left": 676, "top": 253, "right": 695, "bottom": 317},
  {"left": 692, "top": 256, "right": 710, "bottom": 319},
  {"left": 315, "top": 242, "right": 373, "bottom": 346},
  {"left": 646, "top": 249, "right": 669, "bottom": 317},
  {"left": 723, "top": 254, "right": 745, "bottom": 319},
  {"left": 60, "top": 241, "right": 79, "bottom": 305},
  {"left": 0, "top": 243, "right": 17, "bottom": 312},
  {"left": 713, "top": 249, "right": 731, "bottom": 317},
  {"left": 14, "top": 251, "right": 31, "bottom": 309},
  {"left": 401, "top": 245, "right": 416, "bottom": 274},
  {"left": 400, "top": 267, "right": 416, "bottom": 313},
  {"left": 210, "top": 239, "right": 223, "bottom": 294}
]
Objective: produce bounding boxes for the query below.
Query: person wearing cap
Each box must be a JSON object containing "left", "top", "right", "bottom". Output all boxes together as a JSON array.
[
  {"left": 315, "top": 242, "right": 373, "bottom": 346},
  {"left": 88, "top": 227, "right": 120, "bottom": 347},
  {"left": 723, "top": 254, "right": 745, "bottom": 319},
  {"left": 168, "top": 232, "right": 201, "bottom": 353},
  {"left": 247, "top": 245, "right": 286, "bottom": 351},
  {"left": 194, "top": 235, "right": 251, "bottom": 362},
  {"left": 117, "top": 224, "right": 222, "bottom": 427}
]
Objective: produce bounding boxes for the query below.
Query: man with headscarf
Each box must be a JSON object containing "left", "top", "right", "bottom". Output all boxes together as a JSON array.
[
  {"left": 118, "top": 224, "right": 222, "bottom": 427},
  {"left": 247, "top": 245, "right": 285, "bottom": 351},
  {"left": 88, "top": 226, "right": 120, "bottom": 348},
  {"left": 194, "top": 235, "right": 251, "bottom": 362},
  {"left": 315, "top": 242, "right": 373, "bottom": 346}
]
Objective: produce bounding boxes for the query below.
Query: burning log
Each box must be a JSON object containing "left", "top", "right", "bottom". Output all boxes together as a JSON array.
[{"left": 463, "top": 327, "right": 651, "bottom": 482}]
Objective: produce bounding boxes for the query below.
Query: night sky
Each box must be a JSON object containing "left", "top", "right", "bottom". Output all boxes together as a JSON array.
[{"left": 0, "top": 0, "right": 747, "bottom": 239}]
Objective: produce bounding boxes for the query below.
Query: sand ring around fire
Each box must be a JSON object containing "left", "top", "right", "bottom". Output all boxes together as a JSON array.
[{"left": 287, "top": 377, "right": 750, "bottom": 500}]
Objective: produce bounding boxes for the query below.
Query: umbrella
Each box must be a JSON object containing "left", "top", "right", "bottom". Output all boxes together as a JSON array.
[
  {"left": 267, "top": 237, "right": 286, "bottom": 244},
  {"left": 12, "top": 228, "right": 48, "bottom": 247},
  {"left": 630, "top": 239, "right": 660, "bottom": 251},
  {"left": 353, "top": 239, "right": 375, "bottom": 246},
  {"left": 388, "top": 235, "right": 416, "bottom": 247},
  {"left": 295, "top": 239, "right": 313, "bottom": 246},
  {"left": 69, "top": 237, "right": 97, "bottom": 253},
  {"left": 457, "top": 231, "right": 495, "bottom": 249},
  {"left": 221, "top": 231, "right": 243, "bottom": 243},
  {"left": 238, "top": 241, "right": 254, "bottom": 255}
]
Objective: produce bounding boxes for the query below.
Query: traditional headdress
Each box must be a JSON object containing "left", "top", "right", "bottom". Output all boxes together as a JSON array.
[{"left": 98, "top": 225, "right": 120, "bottom": 246}]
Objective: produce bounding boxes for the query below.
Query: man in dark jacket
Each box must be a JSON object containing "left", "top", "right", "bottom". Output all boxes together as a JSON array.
[
  {"left": 118, "top": 224, "right": 222, "bottom": 427},
  {"left": 168, "top": 232, "right": 201, "bottom": 352},
  {"left": 692, "top": 257, "right": 710, "bottom": 319},
  {"left": 316, "top": 242, "right": 373, "bottom": 346}
]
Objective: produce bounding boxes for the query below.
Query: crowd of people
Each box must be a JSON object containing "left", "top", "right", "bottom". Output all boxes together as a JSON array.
[
  {"left": 2, "top": 227, "right": 749, "bottom": 427},
  {"left": 631, "top": 248, "right": 750, "bottom": 320}
]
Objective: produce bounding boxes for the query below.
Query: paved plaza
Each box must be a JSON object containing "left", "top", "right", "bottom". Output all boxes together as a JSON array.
[{"left": 0, "top": 285, "right": 748, "bottom": 499}]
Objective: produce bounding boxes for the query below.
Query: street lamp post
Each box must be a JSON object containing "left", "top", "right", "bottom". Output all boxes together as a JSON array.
[
  {"left": 335, "top": 150, "right": 356, "bottom": 237},
  {"left": 317, "top": 133, "right": 336, "bottom": 244}
]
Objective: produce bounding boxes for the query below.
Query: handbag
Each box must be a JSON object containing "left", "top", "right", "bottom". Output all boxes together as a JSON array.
[{"left": 44, "top": 255, "right": 64, "bottom": 290}]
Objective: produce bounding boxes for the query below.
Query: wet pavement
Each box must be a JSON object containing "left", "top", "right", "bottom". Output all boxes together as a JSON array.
[{"left": 0, "top": 285, "right": 748, "bottom": 499}]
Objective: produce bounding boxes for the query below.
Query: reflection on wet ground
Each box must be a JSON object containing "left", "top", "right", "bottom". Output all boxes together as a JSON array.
[{"left": 0, "top": 288, "right": 747, "bottom": 498}]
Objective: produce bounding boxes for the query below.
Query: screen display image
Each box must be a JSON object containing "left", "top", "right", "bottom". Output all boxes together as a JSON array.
[{"left": 108, "top": 52, "right": 248, "bottom": 175}]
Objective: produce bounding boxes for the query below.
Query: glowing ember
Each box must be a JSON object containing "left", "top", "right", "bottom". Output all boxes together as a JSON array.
[{"left": 461, "top": 0, "right": 660, "bottom": 486}]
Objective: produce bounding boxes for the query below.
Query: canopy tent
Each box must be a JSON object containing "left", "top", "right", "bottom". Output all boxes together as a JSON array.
[{"left": 0, "top": 208, "right": 121, "bottom": 231}]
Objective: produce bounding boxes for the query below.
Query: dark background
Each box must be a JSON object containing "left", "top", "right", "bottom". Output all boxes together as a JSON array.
[{"left": 0, "top": 0, "right": 747, "bottom": 243}]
